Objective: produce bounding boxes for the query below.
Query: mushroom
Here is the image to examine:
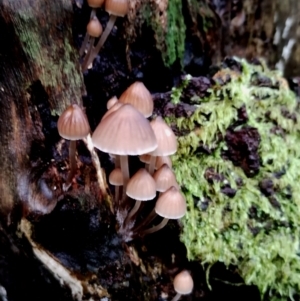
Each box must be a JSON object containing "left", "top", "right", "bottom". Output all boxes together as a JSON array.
[
  {"left": 92, "top": 104, "right": 157, "bottom": 200},
  {"left": 106, "top": 96, "right": 118, "bottom": 110},
  {"left": 155, "top": 155, "right": 172, "bottom": 170},
  {"left": 119, "top": 82, "right": 153, "bottom": 118},
  {"left": 171, "top": 270, "right": 194, "bottom": 301},
  {"left": 81, "top": 16, "right": 103, "bottom": 70},
  {"left": 153, "top": 164, "right": 179, "bottom": 194},
  {"left": 124, "top": 168, "right": 156, "bottom": 225},
  {"left": 109, "top": 167, "right": 123, "bottom": 205},
  {"left": 87, "top": 0, "right": 105, "bottom": 7},
  {"left": 142, "top": 186, "right": 186, "bottom": 235},
  {"left": 57, "top": 104, "right": 90, "bottom": 190},
  {"left": 83, "top": 0, "right": 129, "bottom": 71},
  {"left": 148, "top": 116, "right": 177, "bottom": 175}
]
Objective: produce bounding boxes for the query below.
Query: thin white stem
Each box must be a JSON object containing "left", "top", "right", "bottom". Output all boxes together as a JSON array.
[
  {"left": 132, "top": 208, "right": 157, "bottom": 233},
  {"left": 148, "top": 155, "right": 156, "bottom": 175},
  {"left": 142, "top": 217, "right": 169, "bottom": 235},
  {"left": 83, "top": 14, "right": 117, "bottom": 71},
  {"left": 124, "top": 200, "right": 141, "bottom": 226},
  {"left": 81, "top": 37, "right": 95, "bottom": 71},
  {"left": 120, "top": 155, "right": 129, "bottom": 201},
  {"left": 171, "top": 293, "right": 182, "bottom": 301}
]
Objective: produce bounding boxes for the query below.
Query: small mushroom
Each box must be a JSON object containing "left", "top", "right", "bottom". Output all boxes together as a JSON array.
[
  {"left": 106, "top": 96, "right": 118, "bottom": 110},
  {"left": 171, "top": 270, "right": 194, "bottom": 301},
  {"left": 109, "top": 167, "right": 123, "bottom": 205},
  {"left": 57, "top": 104, "right": 90, "bottom": 190},
  {"left": 142, "top": 186, "right": 186, "bottom": 235},
  {"left": 83, "top": 0, "right": 129, "bottom": 71},
  {"left": 153, "top": 164, "right": 179, "bottom": 193}
]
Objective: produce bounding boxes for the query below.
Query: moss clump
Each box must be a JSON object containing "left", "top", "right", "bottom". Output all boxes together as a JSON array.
[{"left": 169, "top": 58, "right": 300, "bottom": 300}]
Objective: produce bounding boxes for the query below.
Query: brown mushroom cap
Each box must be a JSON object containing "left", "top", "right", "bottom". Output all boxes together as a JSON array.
[
  {"left": 153, "top": 164, "right": 179, "bottom": 192},
  {"left": 87, "top": 0, "right": 105, "bottom": 8},
  {"left": 106, "top": 96, "right": 118, "bottom": 110},
  {"left": 92, "top": 104, "right": 157, "bottom": 155},
  {"left": 173, "top": 270, "right": 194, "bottom": 295},
  {"left": 57, "top": 104, "right": 90, "bottom": 140},
  {"left": 126, "top": 169, "right": 156, "bottom": 201},
  {"left": 105, "top": 0, "right": 129, "bottom": 17},
  {"left": 109, "top": 168, "right": 123, "bottom": 186},
  {"left": 155, "top": 186, "right": 186, "bottom": 219},
  {"left": 150, "top": 116, "right": 177, "bottom": 156},
  {"left": 119, "top": 82, "right": 153, "bottom": 118},
  {"left": 87, "top": 16, "right": 103, "bottom": 38}
]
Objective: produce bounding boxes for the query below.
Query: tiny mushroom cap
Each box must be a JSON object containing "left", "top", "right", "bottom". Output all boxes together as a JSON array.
[
  {"left": 119, "top": 82, "right": 154, "bottom": 118},
  {"left": 139, "top": 154, "right": 151, "bottom": 164},
  {"left": 155, "top": 156, "right": 172, "bottom": 170},
  {"left": 173, "top": 270, "right": 194, "bottom": 295},
  {"left": 155, "top": 186, "right": 186, "bottom": 219},
  {"left": 105, "top": 0, "right": 129, "bottom": 17},
  {"left": 87, "top": 0, "right": 105, "bottom": 8},
  {"left": 126, "top": 168, "right": 156, "bottom": 200},
  {"left": 106, "top": 96, "right": 118, "bottom": 110},
  {"left": 109, "top": 168, "right": 123, "bottom": 186},
  {"left": 57, "top": 104, "right": 90, "bottom": 140},
  {"left": 92, "top": 104, "right": 157, "bottom": 155},
  {"left": 153, "top": 164, "right": 179, "bottom": 192},
  {"left": 150, "top": 116, "right": 177, "bottom": 156},
  {"left": 87, "top": 16, "right": 103, "bottom": 38},
  {"left": 102, "top": 102, "right": 123, "bottom": 121}
]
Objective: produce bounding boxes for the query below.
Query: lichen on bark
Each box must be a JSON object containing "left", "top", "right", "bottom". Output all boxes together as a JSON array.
[{"left": 167, "top": 58, "right": 300, "bottom": 300}]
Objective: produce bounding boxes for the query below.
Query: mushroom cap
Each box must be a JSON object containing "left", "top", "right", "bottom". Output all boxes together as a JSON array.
[
  {"left": 150, "top": 116, "right": 177, "bottom": 156},
  {"left": 173, "top": 270, "right": 194, "bottom": 295},
  {"left": 126, "top": 169, "right": 156, "bottom": 201},
  {"left": 92, "top": 104, "right": 157, "bottom": 155},
  {"left": 102, "top": 102, "right": 124, "bottom": 121},
  {"left": 57, "top": 104, "right": 90, "bottom": 140},
  {"left": 119, "top": 82, "right": 153, "bottom": 118},
  {"left": 106, "top": 96, "right": 118, "bottom": 110},
  {"left": 87, "top": 16, "right": 103, "bottom": 38},
  {"left": 155, "top": 156, "right": 172, "bottom": 170},
  {"left": 109, "top": 168, "right": 123, "bottom": 186},
  {"left": 139, "top": 154, "right": 151, "bottom": 164},
  {"left": 105, "top": 0, "right": 129, "bottom": 17},
  {"left": 155, "top": 186, "right": 186, "bottom": 219},
  {"left": 153, "top": 164, "right": 179, "bottom": 192},
  {"left": 87, "top": 0, "right": 105, "bottom": 8}
]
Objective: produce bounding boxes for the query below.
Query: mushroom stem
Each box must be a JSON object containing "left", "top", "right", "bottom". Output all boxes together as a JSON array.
[
  {"left": 148, "top": 155, "right": 156, "bottom": 175},
  {"left": 79, "top": 9, "right": 97, "bottom": 56},
  {"left": 171, "top": 293, "right": 182, "bottom": 301},
  {"left": 120, "top": 155, "right": 129, "bottom": 200},
  {"left": 65, "top": 140, "right": 77, "bottom": 189},
  {"left": 132, "top": 208, "right": 156, "bottom": 233},
  {"left": 114, "top": 155, "right": 121, "bottom": 206},
  {"left": 83, "top": 14, "right": 117, "bottom": 71},
  {"left": 81, "top": 37, "right": 95, "bottom": 71},
  {"left": 124, "top": 200, "right": 141, "bottom": 226},
  {"left": 142, "top": 217, "right": 169, "bottom": 235}
]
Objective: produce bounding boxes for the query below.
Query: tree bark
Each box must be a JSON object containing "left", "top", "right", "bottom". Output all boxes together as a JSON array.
[{"left": 0, "top": 0, "right": 85, "bottom": 224}]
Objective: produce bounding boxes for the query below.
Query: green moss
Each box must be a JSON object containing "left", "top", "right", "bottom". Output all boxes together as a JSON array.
[{"left": 169, "top": 58, "right": 300, "bottom": 300}]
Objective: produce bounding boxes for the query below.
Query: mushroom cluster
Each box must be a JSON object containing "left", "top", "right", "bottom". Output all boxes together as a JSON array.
[
  {"left": 56, "top": 81, "right": 187, "bottom": 241},
  {"left": 80, "top": 0, "right": 129, "bottom": 71},
  {"left": 91, "top": 82, "right": 187, "bottom": 239}
]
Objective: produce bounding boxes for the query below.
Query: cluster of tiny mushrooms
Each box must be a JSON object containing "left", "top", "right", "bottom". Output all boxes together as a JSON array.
[{"left": 57, "top": 0, "right": 195, "bottom": 299}]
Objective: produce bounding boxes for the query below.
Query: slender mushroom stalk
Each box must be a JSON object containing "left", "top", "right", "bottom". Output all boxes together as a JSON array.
[
  {"left": 120, "top": 155, "right": 129, "bottom": 200},
  {"left": 82, "top": 0, "right": 129, "bottom": 71},
  {"left": 65, "top": 140, "right": 77, "bottom": 189},
  {"left": 171, "top": 293, "right": 182, "bottom": 301},
  {"left": 148, "top": 155, "right": 156, "bottom": 175},
  {"left": 132, "top": 208, "right": 157, "bottom": 233},
  {"left": 142, "top": 217, "right": 169, "bottom": 235}
]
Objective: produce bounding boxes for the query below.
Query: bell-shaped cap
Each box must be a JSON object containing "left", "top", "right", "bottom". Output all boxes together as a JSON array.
[
  {"left": 87, "top": 16, "right": 103, "bottom": 38},
  {"left": 57, "top": 104, "right": 90, "bottom": 140},
  {"left": 119, "top": 82, "right": 153, "bottom": 118},
  {"left": 106, "top": 96, "right": 118, "bottom": 110},
  {"left": 105, "top": 0, "right": 129, "bottom": 17},
  {"left": 150, "top": 116, "right": 177, "bottom": 156},
  {"left": 155, "top": 156, "right": 172, "bottom": 170},
  {"left": 109, "top": 168, "right": 123, "bottom": 186},
  {"left": 153, "top": 164, "right": 179, "bottom": 192},
  {"left": 87, "top": 0, "right": 105, "bottom": 8},
  {"left": 126, "top": 169, "right": 156, "bottom": 201},
  {"left": 102, "top": 102, "right": 123, "bottom": 121},
  {"left": 155, "top": 186, "right": 186, "bottom": 219},
  {"left": 139, "top": 154, "right": 151, "bottom": 164},
  {"left": 173, "top": 270, "right": 194, "bottom": 295},
  {"left": 92, "top": 104, "right": 157, "bottom": 155}
]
